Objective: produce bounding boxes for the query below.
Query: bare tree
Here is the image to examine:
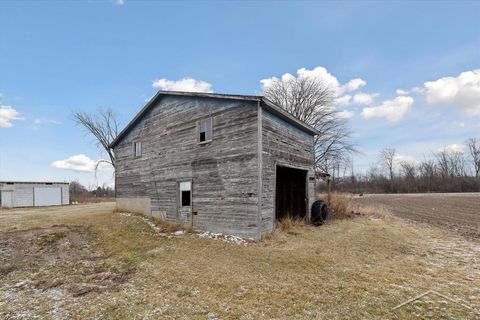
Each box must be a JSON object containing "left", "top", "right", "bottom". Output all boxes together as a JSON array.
[
  {"left": 399, "top": 161, "right": 416, "bottom": 192},
  {"left": 72, "top": 108, "right": 118, "bottom": 169},
  {"left": 449, "top": 151, "right": 466, "bottom": 177},
  {"left": 263, "top": 75, "right": 355, "bottom": 174},
  {"left": 418, "top": 159, "right": 436, "bottom": 192},
  {"left": 323, "top": 147, "right": 480, "bottom": 194},
  {"left": 436, "top": 149, "right": 450, "bottom": 179},
  {"left": 465, "top": 138, "right": 480, "bottom": 177},
  {"left": 379, "top": 148, "right": 396, "bottom": 181},
  {"left": 436, "top": 147, "right": 466, "bottom": 178},
  {"left": 69, "top": 180, "right": 88, "bottom": 196}
]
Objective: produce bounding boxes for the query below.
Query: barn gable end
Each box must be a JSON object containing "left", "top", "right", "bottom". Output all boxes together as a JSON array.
[
  {"left": 114, "top": 94, "right": 260, "bottom": 238},
  {"left": 113, "top": 91, "right": 318, "bottom": 239}
]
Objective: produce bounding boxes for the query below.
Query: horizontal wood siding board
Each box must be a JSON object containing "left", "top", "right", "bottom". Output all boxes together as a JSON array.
[
  {"left": 261, "top": 110, "right": 315, "bottom": 234},
  {"left": 114, "top": 96, "right": 259, "bottom": 238}
]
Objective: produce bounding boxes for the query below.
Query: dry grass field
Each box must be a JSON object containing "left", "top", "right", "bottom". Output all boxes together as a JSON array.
[
  {"left": 353, "top": 193, "right": 480, "bottom": 239},
  {"left": 1, "top": 201, "right": 479, "bottom": 319}
]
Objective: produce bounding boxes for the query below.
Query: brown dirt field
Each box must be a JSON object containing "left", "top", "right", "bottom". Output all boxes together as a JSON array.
[{"left": 353, "top": 193, "right": 480, "bottom": 239}]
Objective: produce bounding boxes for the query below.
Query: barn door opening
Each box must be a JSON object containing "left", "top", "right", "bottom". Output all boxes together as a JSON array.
[{"left": 275, "top": 165, "right": 307, "bottom": 221}]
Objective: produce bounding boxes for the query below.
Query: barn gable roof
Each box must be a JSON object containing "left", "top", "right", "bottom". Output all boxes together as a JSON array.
[{"left": 110, "top": 91, "right": 319, "bottom": 147}]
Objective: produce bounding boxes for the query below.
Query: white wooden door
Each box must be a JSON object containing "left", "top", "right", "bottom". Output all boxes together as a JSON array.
[
  {"left": 1, "top": 191, "right": 13, "bottom": 208},
  {"left": 178, "top": 181, "right": 192, "bottom": 224},
  {"left": 34, "top": 187, "right": 62, "bottom": 206}
]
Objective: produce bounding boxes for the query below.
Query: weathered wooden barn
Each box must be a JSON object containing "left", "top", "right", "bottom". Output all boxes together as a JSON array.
[
  {"left": 111, "top": 91, "right": 319, "bottom": 239},
  {"left": 0, "top": 181, "right": 69, "bottom": 208}
]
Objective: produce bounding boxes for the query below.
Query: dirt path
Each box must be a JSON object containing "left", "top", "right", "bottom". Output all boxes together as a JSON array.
[{"left": 354, "top": 193, "right": 480, "bottom": 239}]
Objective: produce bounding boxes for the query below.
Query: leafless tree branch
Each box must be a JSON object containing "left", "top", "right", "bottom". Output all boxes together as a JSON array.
[
  {"left": 72, "top": 108, "right": 118, "bottom": 169},
  {"left": 466, "top": 138, "right": 480, "bottom": 178},
  {"left": 263, "top": 75, "right": 356, "bottom": 174}
]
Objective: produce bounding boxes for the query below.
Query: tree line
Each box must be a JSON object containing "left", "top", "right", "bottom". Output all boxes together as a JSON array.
[
  {"left": 322, "top": 138, "right": 480, "bottom": 194},
  {"left": 69, "top": 180, "right": 115, "bottom": 202}
]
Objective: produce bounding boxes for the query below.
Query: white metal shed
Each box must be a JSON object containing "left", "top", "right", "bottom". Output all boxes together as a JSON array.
[{"left": 0, "top": 181, "right": 69, "bottom": 208}]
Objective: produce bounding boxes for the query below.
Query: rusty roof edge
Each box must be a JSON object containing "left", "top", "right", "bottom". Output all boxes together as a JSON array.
[{"left": 110, "top": 90, "right": 318, "bottom": 147}]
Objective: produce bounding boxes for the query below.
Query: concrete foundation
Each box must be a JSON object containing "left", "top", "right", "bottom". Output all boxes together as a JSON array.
[{"left": 116, "top": 197, "right": 152, "bottom": 216}]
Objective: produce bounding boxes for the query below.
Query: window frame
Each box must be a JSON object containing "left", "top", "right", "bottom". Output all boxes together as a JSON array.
[
  {"left": 179, "top": 181, "right": 192, "bottom": 208},
  {"left": 132, "top": 141, "right": 142, "bottom": 158},
  {"left": 197, "top": 117, "right": 213, "bottom": 144}
]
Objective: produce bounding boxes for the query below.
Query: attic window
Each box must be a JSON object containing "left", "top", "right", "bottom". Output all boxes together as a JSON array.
[
  {"left": 198, "top": 118, "right": 212, "bottom": 143},
  {"left": 133, "top": 141, "right": 142, "bottom": 157}
]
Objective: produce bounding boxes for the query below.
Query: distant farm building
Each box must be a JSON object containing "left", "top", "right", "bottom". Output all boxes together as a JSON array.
[
  {"left": 0, "top": 181, "right": 69, "bottom": 208},
  {"left": 111, "top": 91, "right": 318, "bottom": 239}
]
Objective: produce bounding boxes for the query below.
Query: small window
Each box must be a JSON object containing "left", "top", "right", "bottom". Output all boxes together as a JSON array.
[
  {"left": 133, "top": 141, "right": 142, "bottom": 157},
  {"left": 179, "top": 181, "right": 191, "bottom": 207},
  {"left": 198, "top": 118, "right": 212, "bottom": 143}
]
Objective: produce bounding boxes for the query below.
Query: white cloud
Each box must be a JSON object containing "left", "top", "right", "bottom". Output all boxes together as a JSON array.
[
  {"left": 335, "top": 95, "right": 351, "bottom": 106},
  {"left": 391, "top": 154, "right": 419, "bottom": 171},
  {"left": 261, "top": 67, "right": 342, "bottom": 95},
  {"left": 113, "top": 0, "right": 124, "bottom": 5},
  {"left": 51, "top": 154, "right": 110, "bottom": 173},
  {"left": 424, "top": 69, "right": 480, "bottom": 116},
  {"left": 361, "top": 96, "right": 414, "bottom": 122},
  {"left": 260, "top": 66, "right": 369, "bottom": 111},
  {"left": 394, "top": 154, "right": 418, "bottom": 167},
  {"left": 396, "top": 87, "right": 424, "bottom": 96},
  {"left": 441, "top": 144, "right": 465, "bottom": 154},
  {"left": 340, "top": 78, "right": 366, "bottom": 94},
  {"left": 152, "top": 77, "right": 213, "bottom": 93},
  {"left": 352, "top": 92, "right": 379, "bottom": 105},
  {"left": 337, "top": 110, "right": 354, "bottom": 119},
  {"left": 32, "top": 118, "right": 61, "bottom": 130},
  {"left": 296, "top": 67, "right": 342, "bottom": 91},
  {"left": 0, "top": 105, "right": 22, "bottom": 128}
]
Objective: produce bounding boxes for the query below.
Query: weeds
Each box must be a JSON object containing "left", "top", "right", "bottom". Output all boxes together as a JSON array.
[
  {"left": 277, "top": 216, "right": 306, "bottom": 231},
  {"left": 36, "top": 231, "right": 67, "bottom": 247},
  {"left": 115, "top": 209, "right": 193, "bottom": 234},
  {"left": 151, "top": 216, "right": 191, "bottom": 233},
  {"left": 318, "top": 193, "right": 365, "bottom": 220}
]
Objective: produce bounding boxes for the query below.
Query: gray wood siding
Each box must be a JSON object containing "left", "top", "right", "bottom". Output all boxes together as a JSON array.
[
  {"left": 261, "top": 109, "right": 316, "bottom": 234},
  {"left": 115, "top": 96, "right": 259, "bottom": 239}
]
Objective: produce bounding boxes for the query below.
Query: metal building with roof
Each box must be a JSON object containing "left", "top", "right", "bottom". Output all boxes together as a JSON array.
[{"left": 0, "top": 181, "right": 69, "bottom": 208}]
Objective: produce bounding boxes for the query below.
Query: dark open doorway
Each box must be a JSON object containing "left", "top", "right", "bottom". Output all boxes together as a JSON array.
[{"left": 275, "top": 165, "right": 307, "bottom": 221}]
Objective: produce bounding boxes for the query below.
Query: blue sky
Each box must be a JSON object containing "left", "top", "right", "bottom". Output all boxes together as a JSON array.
[{"left": 1, "top": 1, "right": 479, "bottom": 187}]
